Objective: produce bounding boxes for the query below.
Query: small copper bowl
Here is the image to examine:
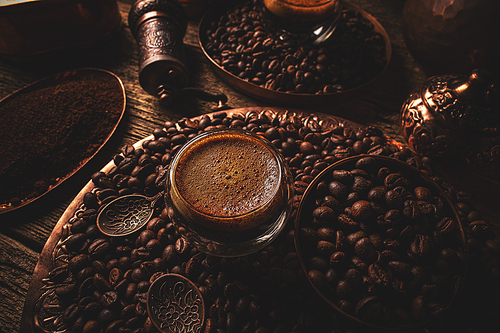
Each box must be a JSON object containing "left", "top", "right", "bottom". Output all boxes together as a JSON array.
[
  {"left": 0, "top": 0, "right": 122, "bottom": 60},
  {"left": 294, "top": 155, "right": 466, "bottom": 330}
]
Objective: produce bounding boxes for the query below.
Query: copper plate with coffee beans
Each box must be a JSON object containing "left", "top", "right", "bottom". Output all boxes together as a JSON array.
[
  {"left": 199, "top": 0, "right": 391, "bottom": 106},
  {"left": 295, "top": 155, "right": 467, "bottom": 329},
  {"left": 20, "top": 108, "right": 500, "bottom": 333},
  {"left": 0, "top": 68, "right": 126, "bottom": 214}
]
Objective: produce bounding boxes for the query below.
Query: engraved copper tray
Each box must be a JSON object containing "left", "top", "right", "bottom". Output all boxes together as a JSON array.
[
  {"left": 20, "top": 107, "right": 368, "bottom": 333},
  {"left": 198, "top": 1, "right": 392, "bottom": 106},
  {"left": 0, "top": 68, "right": 126, "bottom": 214},
  {"left": 19, "top": 107, "right": 499, "bottom": 333}
]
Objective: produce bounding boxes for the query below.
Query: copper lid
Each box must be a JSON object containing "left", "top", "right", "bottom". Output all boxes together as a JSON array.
[{"left": 420, "top": 69, "right": 498, "bottom": 134}]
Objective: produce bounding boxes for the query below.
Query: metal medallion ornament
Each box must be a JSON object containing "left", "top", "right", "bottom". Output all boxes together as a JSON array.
[
  {"left": 97, "top": 192, "right": 162, "bottom": 236},
  {"left": 147, "top": 273, "right": 205, "bottom": 333}
]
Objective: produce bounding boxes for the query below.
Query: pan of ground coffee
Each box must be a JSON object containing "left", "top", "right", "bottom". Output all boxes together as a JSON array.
[
  {"left": 295, "top": 155, "right": 467, "bottom": 329},
  {"left": 198, "top": 0, "right": 391, "bottom": 106},
  {"left": 0, "top": 68, "right": 126, "bottom": 214}
]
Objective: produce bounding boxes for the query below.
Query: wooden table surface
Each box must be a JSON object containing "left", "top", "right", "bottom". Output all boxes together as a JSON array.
[{"left": 0, "top": 1, "right": 498, "bottom": 332}]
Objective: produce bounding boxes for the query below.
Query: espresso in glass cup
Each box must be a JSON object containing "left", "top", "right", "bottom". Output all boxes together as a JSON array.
[
  {"left": 261, "top": 0, "right": 342, "bottom": 44},
  {"left": 165, "top": 128, "right": 294, "bottom": 257}
]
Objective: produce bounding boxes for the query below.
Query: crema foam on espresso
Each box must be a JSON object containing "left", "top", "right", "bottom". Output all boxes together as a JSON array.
[{"left": 173, "top": 131, "right": 283, "bottom": 232}]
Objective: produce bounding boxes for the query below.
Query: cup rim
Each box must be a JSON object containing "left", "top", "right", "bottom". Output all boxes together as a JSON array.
[{"left": 168, "top": 127, "right": 284, "bottom": 223}]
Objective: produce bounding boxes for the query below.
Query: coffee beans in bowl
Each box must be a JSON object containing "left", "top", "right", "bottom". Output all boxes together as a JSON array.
[{"left": 294, "top": 155, "right": 467, "bottom": 329}]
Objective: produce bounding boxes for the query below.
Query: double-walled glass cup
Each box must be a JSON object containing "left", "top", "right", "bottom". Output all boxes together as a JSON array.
[
  {"left": 261, "top": 0, "right": 343, "bottom": 44},
  {"left": 165, "top": 128, "right": 294, "bottom": 257}
]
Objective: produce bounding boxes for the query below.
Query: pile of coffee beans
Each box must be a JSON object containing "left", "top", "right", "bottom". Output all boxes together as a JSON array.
[
  {"left": 203, "top": 0, "right": 387, "bottom": 95},
  {"left": 296, "top": 155, "right": 466, "bottom": 328},
  {"left": 36, "top": 110, "right": 500, "bottom": 333}
]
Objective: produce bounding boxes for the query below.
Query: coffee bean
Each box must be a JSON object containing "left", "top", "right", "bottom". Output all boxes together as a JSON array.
[
  {"left": 175, "top": 237, "right": 190, "bottom": 255},
  {"left": 354, "top": 237, "right": 376, "bottom": 260},
  {"left": 65, "top": 233, "right": 88, "bottom": 253},
  {"left": 409, "top": 235, "right": 433, "bottom": 259},
  {"left": 367, "top": 186, "right": 386, "bottom": 203},
  {"left": 136, "top": 229, "right": 155, "bottom": 247},
  {"left": 317, "top": 240, "right": 336, "bottom": 257},
  {"left": 88, "top": 238, "right": 110, "bottom": 258},
  {"left": 387, "top": 261, "right": 411, "bottom": 277},
  {"left": 338, "top": 214, "right": 358, "bottom": 230},
  {"left": 350, "top": 176, "right": 372, "bottom": 194},
  {"left": 55, "top": 277, "right": 77, "bottom": 296},
  {"left": 328, "top": 181, "right": 347, "bottom": 200},
  {"left": 368, "top": 263, "right": 390, "bottom": 286},
  {"left": 355, "top": 296, "right": 381, "bottom": 322},
  {"left": 94, "top": 272, "right": 112, "bottom": 291},
  {"left": 105, "top": 319, "right": 125, "bottom": 333},
  {"left": 312, "top": 206, "right": 335, "bottom": 222},
  {"left": 351, "top": 200, "right": 373, "bottom": 220},
  {"left": 336, "top": 279, "right": 352, "bottom": 298},
  {"left": 414, "top": 186, "right": 433, "bottom": 202},
  {"left": 101, "top": 290, "right": 119, "bottom": 307},
  {"left": 308, "top": 270, "right": 326, "bottom": 289},
  {"left": 130, "top": 267, "right": 147, "bottom": 283},
  {"left": 109, "top": 268, "right": 123, "bottom": 287},
  {"left": 384, "top": 173, "right": 409, "bottom": 189},
  {"left": 317, "top": 227, "right": 336, "bottom": 242},
  {"left": 68, "top": 254, "right": 90, "bottom": 272},
  {"left": 83, "top": 320, "right": 100, "bottom": 333}
]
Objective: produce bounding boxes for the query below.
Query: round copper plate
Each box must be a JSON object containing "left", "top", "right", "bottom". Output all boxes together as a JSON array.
[
  {"left": 294, "top": 155, "right": 467, "bottom": 330},
  {"left": 20, "top": 107, "right": 366, "bottom": 333},
  {"left": 0, "top": 68, "right": 126, "bottom": 214},
  {"left": 198, "top": 1, "right": 392, "bottom": 106}
]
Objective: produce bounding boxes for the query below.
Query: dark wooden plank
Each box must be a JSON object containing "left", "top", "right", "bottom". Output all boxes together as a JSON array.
[{"left": 0, "top": 233, "right": 38, "bottom": 333}]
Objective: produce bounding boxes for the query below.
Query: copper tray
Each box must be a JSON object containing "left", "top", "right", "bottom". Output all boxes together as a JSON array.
[
  {"left": 20, "top": 107, "right": 367, "bottom": 333},
  {"left": 0, "top": 68, "right": 126, "bottom": 214},
  {"left": 198, "top": 1, "right": 392, "bottom": 106}
]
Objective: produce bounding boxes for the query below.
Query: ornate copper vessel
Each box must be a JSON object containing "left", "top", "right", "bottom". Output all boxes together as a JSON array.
[
  {"left": 400, "top": 69, "right": 499, "bottom": 165},
  {"left": 128, "top": 0, "right": 189, "bottom": 105}
]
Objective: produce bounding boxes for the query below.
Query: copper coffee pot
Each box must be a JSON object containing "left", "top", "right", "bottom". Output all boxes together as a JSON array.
[{"left": 400, "top": 69, "right": 499, "bottom": 166}]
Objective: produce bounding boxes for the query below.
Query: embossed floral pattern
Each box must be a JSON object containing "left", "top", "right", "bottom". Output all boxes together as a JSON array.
[{"left": 149, "top": 276, "right": 203, "bottom": 333}]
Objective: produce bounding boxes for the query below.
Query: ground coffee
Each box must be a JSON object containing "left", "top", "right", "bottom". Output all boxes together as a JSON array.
[{"left": 0, "top": 70, "right": 124, "bottom": 209}]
